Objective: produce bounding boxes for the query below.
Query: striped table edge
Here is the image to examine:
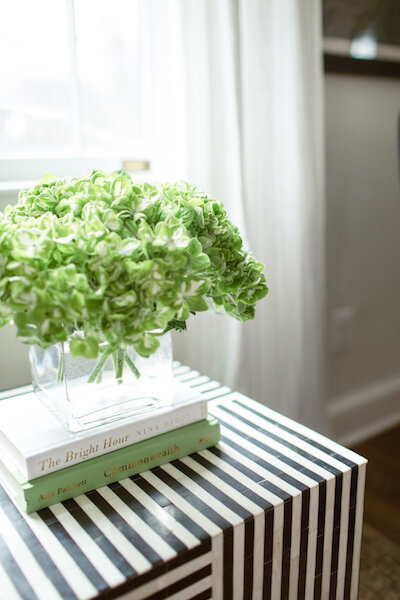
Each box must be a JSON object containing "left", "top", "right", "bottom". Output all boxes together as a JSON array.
[{"left": 0, "top": 363, "right": 367, "bottom": 600}]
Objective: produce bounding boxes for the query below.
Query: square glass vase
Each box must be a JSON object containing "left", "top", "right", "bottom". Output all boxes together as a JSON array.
[{"left": 29, "top": 333, "right": 173, "bottom": 432}]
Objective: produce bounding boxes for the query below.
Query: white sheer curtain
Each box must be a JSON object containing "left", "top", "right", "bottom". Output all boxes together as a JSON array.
[{"left": 142, "top": 0, "right": 327, "bottom": 432}]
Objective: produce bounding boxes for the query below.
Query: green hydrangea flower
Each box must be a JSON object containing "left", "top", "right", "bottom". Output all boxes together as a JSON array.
[{"left": 0, "top": 170, "right": 268, "bottom": 380}]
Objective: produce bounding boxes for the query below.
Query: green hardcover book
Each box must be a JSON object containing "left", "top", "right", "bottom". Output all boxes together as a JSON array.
[{"left": 0, "top": 416, "right": 220, "bottom": 514}]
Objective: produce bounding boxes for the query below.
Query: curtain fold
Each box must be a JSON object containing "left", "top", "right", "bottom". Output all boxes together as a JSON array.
[{"left": 142, "top": 0, "right": 327, "bottom": 433}]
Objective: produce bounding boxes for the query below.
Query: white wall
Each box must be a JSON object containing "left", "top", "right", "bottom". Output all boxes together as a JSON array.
[{"left": 325, "top": 73, "right": 400, "bottom": 443}]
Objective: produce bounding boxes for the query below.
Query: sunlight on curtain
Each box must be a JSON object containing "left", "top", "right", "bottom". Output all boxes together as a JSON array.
[{"left": 141, "top": 0, "right": 327, "bottom": 432}]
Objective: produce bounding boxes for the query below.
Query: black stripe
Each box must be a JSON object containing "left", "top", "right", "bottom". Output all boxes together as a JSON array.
[
  {"left": 38, "top": 506, "right": 108, "bottom": 592},
  {"left": 244, "top": 518, "right": 255, "bottom": 600},
  {"left": 297, "top": 488, "right": 310, "bottom": 600},
  {"left": 219, "top": 405, "right": 342, "bottom": 477},
  {"left": 108, "top": 480, "right": 189, "bottom": 553},
  {"left": 142, "top": 564, "right": 211, "bottom": 600},
  {"left": 280, "top": 499, "right": 293, "bottom": 600},
  {"left": 215, "top": 410, "right": 324, "bottom": 483},
  {"left": 191, "top": 383, "right": 223, "bottom": 394},
  {"left": 313, "top": 481, "right": 327, "bottom": 600},
  {"left": 149, "top": 466, "right": 234, "bottom": 600},
  {"left": 0, "top": 530, "right": 39, "bottom": 600},
  {"left": 0, "top": 487, "right": 78, "bottom": 600},
  {"left": 329, "top": 473, "right": 343, "bottom": 600},
  {"left": 223, "top": 526, "right": 234, "bottom": 600},
  {"left": 232, "top": 399, "right": 357, "bottom": 469},
  {"left": 203, "top": 389, "right": 235, "bottom": 401},
  {"left": 62, "top": 498, "right": 135, "bottom": 578},
  {"left": 86, "top": 489, "right": 162, "bottom": 566},
  {"left": 128, "top": 475, "right": 210, "bottom": 542},
  {"left": 212, "top": 422, "right": 309, "bottom": 493},
  {"left": 343, "top": 466, "right": 359, "bottom": 599},
  {"left": 189, "top": 588, "right": 213, "bottom": 600},
  {"left": 263, "top": 507, "right": 274, "bottom": 599}
]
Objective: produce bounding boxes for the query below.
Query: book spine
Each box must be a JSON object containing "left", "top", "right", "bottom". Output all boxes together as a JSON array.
[
  {"left": 22, "top": 417, "right": 220, "bottom": 513},
  {"left": 28, "top": 397, "right": 208, "bottom": 479}
]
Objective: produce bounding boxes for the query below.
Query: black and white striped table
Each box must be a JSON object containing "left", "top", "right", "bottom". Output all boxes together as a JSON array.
[{"left": 0, "top": 364, "right": 367, "bottom": 600}]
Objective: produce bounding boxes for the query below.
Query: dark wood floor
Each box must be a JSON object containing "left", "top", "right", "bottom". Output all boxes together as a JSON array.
[{"left": 352, "top": 424, "right": 400, "bottom": 546}]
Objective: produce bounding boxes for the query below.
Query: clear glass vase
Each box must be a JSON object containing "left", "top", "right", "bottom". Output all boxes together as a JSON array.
[{"left": 29, "top": 333, "right": 173, "bottom": 432}]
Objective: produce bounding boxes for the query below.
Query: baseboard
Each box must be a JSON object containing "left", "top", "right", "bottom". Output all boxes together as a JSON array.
[{"left": 328, "top": 375, "right": 400, "bottom": 446}]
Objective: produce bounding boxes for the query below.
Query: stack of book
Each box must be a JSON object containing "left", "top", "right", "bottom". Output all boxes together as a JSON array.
[{"left": 0, "top": 380, "right": 220, "bottom": 514}]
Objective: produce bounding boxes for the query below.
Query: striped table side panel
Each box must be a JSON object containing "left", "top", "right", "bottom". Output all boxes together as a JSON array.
[{"left": 0, "top": 364, "right": 367, "bottom": 600}]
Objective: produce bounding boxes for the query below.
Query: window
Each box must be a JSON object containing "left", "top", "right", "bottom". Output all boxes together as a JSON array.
[{"left": 0, "top": 0, "right": 149, "bottom": 182}]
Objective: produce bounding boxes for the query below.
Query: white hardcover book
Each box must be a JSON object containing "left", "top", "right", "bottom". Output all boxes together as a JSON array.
[{"left": 0, "top": 380, "right": 208, "bottom": 480}]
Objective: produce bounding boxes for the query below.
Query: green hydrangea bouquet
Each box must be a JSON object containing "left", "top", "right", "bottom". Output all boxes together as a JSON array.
[{"left": 0, "top": 169, "right": 268, "bottom": 382}]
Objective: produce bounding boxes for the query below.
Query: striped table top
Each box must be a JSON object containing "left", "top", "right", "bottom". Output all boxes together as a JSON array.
[{"left": 0, "top": 364, "right": 367, "bottom": 600}]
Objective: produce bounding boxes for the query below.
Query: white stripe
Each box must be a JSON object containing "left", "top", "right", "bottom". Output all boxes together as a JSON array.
[
  {"left": 212, "top": 533, "right": 224, "bottom": 600},
  {"left": 96, "top": 485, "right": 177, "bottom": 561},
  {"left": 233, "top": 520, "right": 244, "bottom": 600},
  {"left": 118, "top": 551, "right": 212, "bottom": 600},
  {"left": 305, "top": 583, "right": 315, "bottom": 600},
  {"left": 305, "top": 530, "right": 317, "bottom": 599},
  {"left": 181, "top": 374, "right": 210, "bottom": 386},
  {"left": 304, "top": 485, "right": 319, "bottom": 597},
  {"left": 176, "top": 370, "right": 202, "bottom": 382},
  {"left": 350, "top": 464, "right": 366, "bottom": 600},
  {"left": 336, "top": 469, "right": 351, "bottom": 600},
  {"left": 49, "top": 503, "right": 125, "bottom": 588},
  {"left": 288, "top": 493, "right": 302, "bottom": 600},
  {"left": 213, "top": 404, "right": 335, "bottom": 481},
  {"left": 0, "top": 507, "right": 62, "bottom": 600},
  {"left": 0, "top": 559, "right": 23, "bottom": 600},
  {"left": 119, "top": 478, "right": 200, "bottom": 547},
  {"left": 181, "top": 455, "right": 263, "bottom": 516},
  {"left": 73, "top": 495, "right": 152, "bottom": 573},
  {"left": 289, "top": 555, "right": 300, "bottom": 600},
  {"left": 23, "top": 510, "right": 96, "bottom": 600},
  {"left": 224, "top": 391, "right": 367, "bottom": 466},
  {"left": 225, "top": 401, "right": 350, "bottom": 472},
  {"left": 252, "top": 510, "right": 265, "bottom": 600},
  {"left": 167, "top": 574, "right": 212, "bottom": 600},
  {"left": 172, "top": 363, "right": 191, "bottom": 374},
  {"left": 321, "top": 478, "right": 336, "bottom": 599},
  {"left": 271, "top": 521, "right": 283, "bottom": 600}
]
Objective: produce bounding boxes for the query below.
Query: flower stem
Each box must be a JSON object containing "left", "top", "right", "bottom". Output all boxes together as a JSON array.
[
  {"left": 124, "top": 353, "right": 141, "bottom": 379},
  {"left": 56, "top": 351, "right": 64, "bottom": 384},
  {"left": 88, "top": 350, "right": 109, "bottom": 384},
  {"left": 112, "top": 349, "right": 125, "bottom": 384}
]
